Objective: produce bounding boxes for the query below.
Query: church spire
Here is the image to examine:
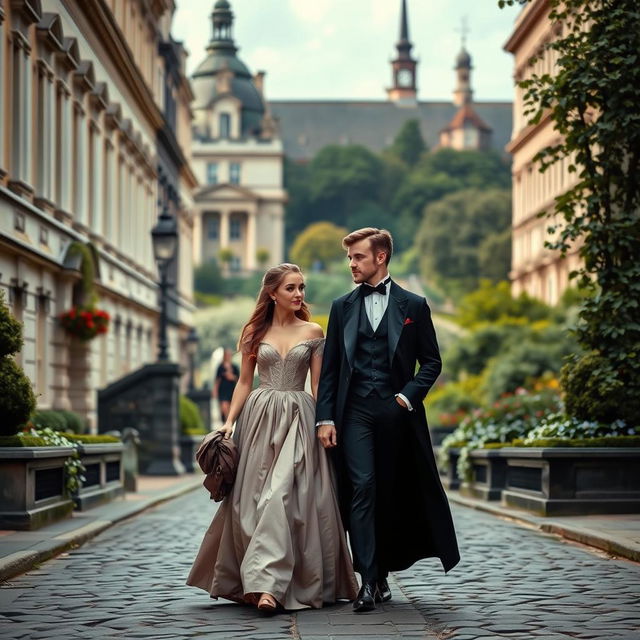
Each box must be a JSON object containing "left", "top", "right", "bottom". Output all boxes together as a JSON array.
[
  {"left": 388, "top": 0, "right": 418, "bottom": 105},
  {"left": 396, "top": 0, "right": 413, "bottom": 60}
]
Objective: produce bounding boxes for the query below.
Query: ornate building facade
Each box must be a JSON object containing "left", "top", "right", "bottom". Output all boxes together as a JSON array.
[
  {"left": 189, "top": 0, "right": 285, "bottom": 271},
  {"left": 505, "top": 0, "right": 580, "bottom": 304},
  {"left": 0, "top": 0, "right": 197, "bottom": 428}
]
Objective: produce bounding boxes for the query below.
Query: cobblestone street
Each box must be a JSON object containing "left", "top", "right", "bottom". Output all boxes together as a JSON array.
[{"left": 1, "top": 489, "right": 639, "bottom": 640}]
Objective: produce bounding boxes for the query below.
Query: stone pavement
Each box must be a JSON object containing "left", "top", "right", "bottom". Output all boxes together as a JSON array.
[
  {"left": 0, "top": 474, "right": 203, "bottom": 582},
  {"left": 1, "top": 488, "right": 639, "bottom": 640},
  {"left": 448, "top": 492, "right": 640, "bottom": 563}
]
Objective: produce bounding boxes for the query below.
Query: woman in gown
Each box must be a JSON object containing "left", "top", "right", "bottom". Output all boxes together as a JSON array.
[{"left": 187, "top": 263, "right": 358, "bottom": 611}]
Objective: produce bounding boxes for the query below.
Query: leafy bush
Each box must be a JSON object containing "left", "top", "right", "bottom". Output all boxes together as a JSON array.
[
  {"left": 427, "top": 375, "right": 484, "bottom": 428},
  {"left": 561, "top": 352, "right": 640, "bottom": 426},
  {"left": 290, "top": 222, "right": 348, "bottom": 270},
  {"left": 194, "top": 259, "right": 223, "bottom": 294},
  {"left": 31, "top": 409, "right": 87, "bottom": 434},
  {"left": 521, "top": 412, "right": 636, "bottom": 443},
  {"left": 180, "top": 395, "right": 206, "bottom": 435},
  {"left": 444, "top": 320, "right": 528, "bottom": 378},
  {"left": 438, "top": 388, "right": 563, "bottom": 480},
  {"left": 483, "top": 326, "right": 577, "bottom": 402},
  {"left": 0, "top": 290, "right": 35, "bottom": 436},
  {"left": 0, "top": 290, "right": 23, "bottom": 356},
  {"left": 515, "top": 436, "right": 640, "bottom": 448},
  {"left": 0, "top": 358, "right": 36, "bottom": 436},
  {"left": 58, "top": 410, "right": 88, "bottom": 434},
  {"left": 194, "top": 292, "right": 223, "bottom": 308},
  {"left": 456, "top": 280, "right": 551, "bottom": 329},
  {"left": 0, "top": 435, "right": 47, "bottom": 447}
]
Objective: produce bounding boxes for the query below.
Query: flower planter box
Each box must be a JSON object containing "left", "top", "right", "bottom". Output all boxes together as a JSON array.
[
  {"left": 74, "top": 442, "right": 125, "bottom": 511},
  {"left": 180, "top": 434, "right": 204, "bottom": 473},
  {"left": 439, "top": 447, "right": 461, "bottom": 491},
  {"left": 0, "top": 446, "right": 75, "bottom": 530},
  {"left": 460, "top": 449, "right": 508, "bottom": 501},
  {"left": 430, "top": 425, "right": 456, "bottom": 448},
  {"left": 500, "top": 447, "right": 640, "bottom": 516}
]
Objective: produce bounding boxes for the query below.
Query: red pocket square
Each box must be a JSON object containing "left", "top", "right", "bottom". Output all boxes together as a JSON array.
[{"left": 403, "top": 317, "right": 414, "bottom": 326}]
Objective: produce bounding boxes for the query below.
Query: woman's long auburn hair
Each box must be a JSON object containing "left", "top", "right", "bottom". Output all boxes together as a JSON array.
[{"left": 238, "top": 263, "right": 311, "bottom": 357}]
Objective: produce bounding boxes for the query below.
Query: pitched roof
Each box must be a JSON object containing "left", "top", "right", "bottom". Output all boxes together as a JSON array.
[
  {"left": 269, "top": 99, "right": 511, "bottom": 162},
  {"left": 441, "top": 103, "right": 492, "bottom": 133}
]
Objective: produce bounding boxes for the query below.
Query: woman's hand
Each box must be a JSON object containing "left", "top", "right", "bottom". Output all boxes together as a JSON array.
[{"left": 217, "top": 424, "right": 234, "bottom": 439}]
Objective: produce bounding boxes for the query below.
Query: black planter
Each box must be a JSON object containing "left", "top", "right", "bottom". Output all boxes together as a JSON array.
[
  {"left": 500, "top": 447, "right": 640, "bottom": 516},
  {"left": 461, "top": 448, "right": 508, "bottom": 501},
  {"left": 0, "top": 446, "right": 75, "bottom": 530},
  {"left": 74, "top": 442, "right": 125, "bottom": 510},
  {"left": 180, "top": 434, "right": 205, "bottom": 473},
  {"left": 440, "top": 447, "right": 461, "bottom": 491}
]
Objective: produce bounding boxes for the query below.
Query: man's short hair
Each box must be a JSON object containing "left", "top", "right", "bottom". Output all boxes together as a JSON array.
[{"left": 342, "top": 227, "right": 393, "bottom": 265}]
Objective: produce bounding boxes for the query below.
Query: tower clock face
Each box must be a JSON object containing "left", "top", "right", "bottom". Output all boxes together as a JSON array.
[{"left": 397, "top": 68, "right": 413, "bottom": 87}]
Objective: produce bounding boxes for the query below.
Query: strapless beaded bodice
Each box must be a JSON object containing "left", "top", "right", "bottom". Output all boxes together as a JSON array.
[{"left": 256, "top": 338, "right": 324, "bottom": 391}]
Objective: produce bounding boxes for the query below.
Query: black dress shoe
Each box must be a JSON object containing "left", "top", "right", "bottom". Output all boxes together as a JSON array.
[
  {"left": 376, "top": 578, "right": 392, "bottom": 603},
  {"left": 353, "top": 582, "right": 379, "bottom": 612}
]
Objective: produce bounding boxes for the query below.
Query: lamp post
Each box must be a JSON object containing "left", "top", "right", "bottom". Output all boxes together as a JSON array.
[
  {"left": 186, "top": 326, "right": 199, "bottom": 392},
  {"left": 151, "top": 199, "right": 178, "bottom": 362}
]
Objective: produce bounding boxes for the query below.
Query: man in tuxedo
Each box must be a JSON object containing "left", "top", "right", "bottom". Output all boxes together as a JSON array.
[{"left": 316, "top": 227, "right": 459, "bottom": 613}]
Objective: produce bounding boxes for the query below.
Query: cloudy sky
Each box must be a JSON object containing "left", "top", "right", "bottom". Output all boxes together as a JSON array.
[{"left": 172, "top": 0, "right": 522, "bottom": 102}]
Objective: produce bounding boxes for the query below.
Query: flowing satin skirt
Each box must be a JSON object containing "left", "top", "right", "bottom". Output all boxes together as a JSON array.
[{"left": 187, "top": 387, "right": 358, "bottom": 610}]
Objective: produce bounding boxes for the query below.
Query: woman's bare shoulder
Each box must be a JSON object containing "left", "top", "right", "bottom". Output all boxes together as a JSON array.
[{"left": 301, "top": 321, "right": 324, "bottom": 339}]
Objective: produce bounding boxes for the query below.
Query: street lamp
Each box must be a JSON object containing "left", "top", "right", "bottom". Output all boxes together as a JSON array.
[
  {"left": 186, "top": 326, "right": 199, "bottom": 392},
  {"left": 151, "top": 201, "right": 178, "bottom": 362}
]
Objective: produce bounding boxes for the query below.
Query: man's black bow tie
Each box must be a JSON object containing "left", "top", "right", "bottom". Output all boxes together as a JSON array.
[{"left": 361, "top": 278, "right": 390, "bottom": 297}]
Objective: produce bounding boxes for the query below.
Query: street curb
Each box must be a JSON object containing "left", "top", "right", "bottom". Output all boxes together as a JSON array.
[
  {"left": 0, "top": 477, "right": 203, "bottom": 583},
  {"left": 448, "top": 492, "right": 640, "bottom": 563}
]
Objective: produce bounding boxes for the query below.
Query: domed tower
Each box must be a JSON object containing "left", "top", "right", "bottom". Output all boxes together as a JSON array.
[
  {"left": 453, "top": 44, "right": 473, "bottom": 107},
  {"left": 191, "top": 0, "right": 269, "bottom": 139},
  {"left": 190, "top": 1, "right": 285, "bottom": 274}
]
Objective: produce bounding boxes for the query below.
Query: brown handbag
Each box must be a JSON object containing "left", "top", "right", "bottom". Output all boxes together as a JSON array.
[{"left": 196, "top": 430, "right": 240, "bottom": 502}]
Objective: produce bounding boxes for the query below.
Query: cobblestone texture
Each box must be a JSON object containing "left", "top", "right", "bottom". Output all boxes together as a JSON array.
[{"left": 1, "top": 489, "right": 638, "bottom": 639}]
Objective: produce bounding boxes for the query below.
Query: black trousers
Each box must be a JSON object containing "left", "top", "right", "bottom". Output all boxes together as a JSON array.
[{"left": 341, "top": 390, "right": 404, "bottom": 583}]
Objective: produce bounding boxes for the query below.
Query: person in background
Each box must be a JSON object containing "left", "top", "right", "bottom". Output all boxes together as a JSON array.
[{"left": 213, "top": 348, "right": 239, "bottom": 423}]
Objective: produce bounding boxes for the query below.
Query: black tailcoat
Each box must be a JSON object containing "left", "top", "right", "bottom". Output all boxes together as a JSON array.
[{"left": 316, "top": 281, "right": 460, "bottom": 573}]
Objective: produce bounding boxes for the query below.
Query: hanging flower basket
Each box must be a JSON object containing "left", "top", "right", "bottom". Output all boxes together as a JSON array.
[{"left": 60, "top": 306, "right": 110, "bottom": 341}]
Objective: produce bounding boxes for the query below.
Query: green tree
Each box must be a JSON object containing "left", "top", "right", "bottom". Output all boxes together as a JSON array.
[
  {"left": 283, "top": 157, "right": 314, "bottom": 248},
  {"left": 500, "top": 0, "right": 640, "bottom": 423},
  {"left": 194, "top": 259, "right": 223, "bottom": 294},
  {"left": 391, "top": 149, "right": 511, "bottom": 251},
  {"left": 478, "top": 228, "right": 512, "bottom": 283},
  {"left": 289, "top": 222, "right": 348, "bottom": 270},
  {"left": 456, "top": 280, "right": 551, "bottom": 329},
  {"left": 416, "top": 189, "right": 512, "bottom": 295},
  {"left": 308, "top": 145, "right": 383, "bottom": 212},
  {"left": 388, "top": 119, "right": 427, "bottom": 166},
  {"left": 417, "top": 148, "right": 511, "bottom": 190}
]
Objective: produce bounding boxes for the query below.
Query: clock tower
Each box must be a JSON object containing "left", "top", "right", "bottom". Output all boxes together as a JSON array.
[{"left": 387, "top": 0, "right": 418, "bottom": 106}]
